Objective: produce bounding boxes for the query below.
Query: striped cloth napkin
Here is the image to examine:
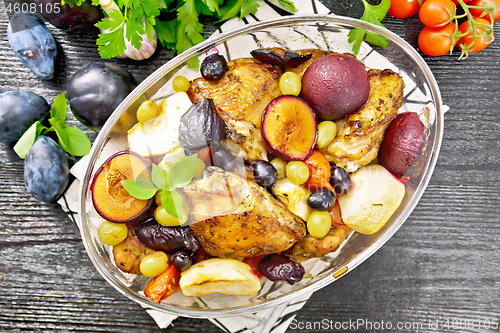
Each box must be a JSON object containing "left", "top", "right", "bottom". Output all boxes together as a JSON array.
[{"left": 59, "top": 1, "right": 333, "bottom": 332}]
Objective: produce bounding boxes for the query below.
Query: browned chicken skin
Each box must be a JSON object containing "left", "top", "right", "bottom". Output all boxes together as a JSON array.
[
  {"left": 320, "top": 69, "right": 405, "bottom": 172},
  {"left": 183, "top": 167, "right": 306, "bottom": 258},
  {"left": 284, "top": 225, "right": 352, "bottom": 261},
  {"left": 188, "top": 58, "right": 282, "bottom": 162}
]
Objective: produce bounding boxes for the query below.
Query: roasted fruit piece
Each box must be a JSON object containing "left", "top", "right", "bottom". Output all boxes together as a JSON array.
[
  {"left": 250, "top": 48, "right": 312, "bottom": 67},
  {"left": 284, "top": 225, "right": 352, "bottom": 261},
  {"left": 184, "top": 167, "right": 306, "bottom": 258},
  {"left": 320, "top": 69, "right": 405, "bottom": 172},
  {"left": 91, "top": 151, "right": 152, "bottom": 223},
  {"left": 187, "top": 58, "right": 282, "bottom": 162},
  {"left": 113, "top": 229, "right": 155, "bottom": 274},
  {"left": 261, "top": 95, "right": 318, "bottom": 161},
  {"left": 378, "top": 112, "right": 425, "bottom": 178}
]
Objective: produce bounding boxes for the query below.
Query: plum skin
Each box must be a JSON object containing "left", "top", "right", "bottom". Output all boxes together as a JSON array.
[
  {"left": 24, "top": 136, "right": 69, "bottom": 202},
  {"left": 67, "top": 62, "right": 136, "bottom": 130},
  {"left": 300, "top": 54, "right": 370, "bottom": 121},
  {"left": 378, "top": 112, "right": 425, "bottom": 178},
  {"left": 7, "top": 12, "right": 57, "bottom": 80},
  {"left": 34, "top": 0, "right": 101, "bottom": 30},
  {"left": 0, "top": 91, "right": 50, "bottom": 143}
]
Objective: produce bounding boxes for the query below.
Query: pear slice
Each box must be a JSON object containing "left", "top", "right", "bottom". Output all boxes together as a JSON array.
[
  {"left": 338, "top": 164, "right": 405, "bottom": 235},
  {"left": 179, "top": 258, "right": 261, "bottom": 297}
]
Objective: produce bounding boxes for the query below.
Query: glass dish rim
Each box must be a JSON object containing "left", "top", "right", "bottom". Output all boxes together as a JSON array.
[{"left": 78, "top": 14, "right": 444, "bottom": 318}]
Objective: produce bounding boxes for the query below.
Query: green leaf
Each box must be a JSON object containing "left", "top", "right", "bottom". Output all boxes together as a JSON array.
[
  {"left": 50, "top": 92, "right": 68, "bottom": 123},
  {"left": 59, "top": 126, "right": 91, "bottom": 156},
  {"left": 219, "top": 0, "right": 241, "bottom": 21},
  {"left": 125, "top": 11, "right": 145, "bottom": 50},
  {"left": 277, "top": 0, "right": 296, "bottom": 12},
  {"left": 360, "top": 0, "right": 390, "bottom": 23},
  {"left": 177, "top": 0, "right": 205, "bottom": 43},
  {"left": 135, "top": 178, "right": 157, "bottom": 189},
  {"left": 155, "top": 18, "right": 176, "bottom": 48},
  {"left": 347, "top": 28, "right": 366, "bottom": 56},
  {"left": 168, "top": 154, "right": 198, "bottom": 188},
  {"left": 51, "top": 118, "right": 69, "bottom": 151},
  {"left": 239, "top": 0, "right": 259, "bottom": 18},
  {"left": 161, "top": 189, "right": 184, "bottom": 219},
  {"left": 364, "top": 31, "right": 389, "bottom": 49},
  {"left": 121, "top": 179, "right": 158, "bottom": 199},
  {"left": 13, "top": 121, "right": 46, "bottom": 159},
  {"left": 200, "top": 0, "right": 220, "bottom": 14},
  {"left": 96, "top": 11, "right": 127, "bottom": 58},
  {"left": 152, "top": 164, "right": 168, "bottom": 189}
]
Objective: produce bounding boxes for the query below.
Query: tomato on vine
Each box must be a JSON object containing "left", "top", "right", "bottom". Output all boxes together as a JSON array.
[
  {"left": 418, "top": 22, "right": 457, "bottom": 56},
  {"left": 458, "top": 17, "right": 493, "bottom": 53},
  {"left": 388, "top": 0, "right": 422, "bottom": 18},
  {"left": 468, "top": 0, "right": 500, "bottom": 22},
  {"left": 419, "top": 0, "right": 457, "bottom": 27}
]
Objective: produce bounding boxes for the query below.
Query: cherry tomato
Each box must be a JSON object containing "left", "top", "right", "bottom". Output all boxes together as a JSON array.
[
  {"left": 328, "top": 201, "right": 345, "bottom": 227},
  {"left": 388, "top": 0, "right": 422, "bottom": 18},
  {"left": 418, "top": 22, "right": 457, "bottom": 56},
  {"left": 419, "top": 0, "right": 456, "bottom": 27},
  {"left": 243, "top": 255, "right": 265, "bottom": 279},
  {"left": 469, "top": 0, "right": 500, "bottom": 23},
  {"left": 458, "top": 17, "right": 493, "bottom": 53},
  {"left": 144, "top": 264, "right": 181, "bottom": 303},
  {"left": 303, "top": 150, "right": 334, "bottom": 192}
]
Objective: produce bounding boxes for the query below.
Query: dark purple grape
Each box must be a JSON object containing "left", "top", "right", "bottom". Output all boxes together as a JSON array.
[
  {"left": 307, "top": 188, "right": 335, "bottom": 211},
  {"left": 24, "top": 136, "right": 69, "bottom": 202},
  {"left": 200, "top": 54, "right": 228, "bottom": 81},
  {"left": 252, "top": 160, "right": 278, "bottom": 189},
  {"left": 256, "top": 253, "right": 305, "bottom": 285},
  {"left": 34, "top": 0, "right": 101, "bottom": 30},
  {"left": 212, "top": 146, "right": 236, "bottom": 171},
  {"left": 135, "top": 217, "right": 199, "bottom": 253},
  {"left": 178, "top": 99, "right": 226, "bottom": 155},
  {"left": 7, "top": 12, "right": 57, "bottom": 80},
  {"left": 330, "top": 166, "right": 351, "bottom": 196},
  {"left": 0, "top": 91, "right": 50, "bottom": 143},
  {"left": 171, "top": 250, "right": 192, "bottom": 271},
  {"left": 67, "top": 61, "right": 136, "bottom": 130}
]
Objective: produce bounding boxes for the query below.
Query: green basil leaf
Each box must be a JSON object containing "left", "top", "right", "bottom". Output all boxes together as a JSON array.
[
  {"left": 135, "top": 178, "right": 157, "bottom": 189},
  {"left": 51, "top": 119, "right": 70, "bottom": 153},
  {"left": 121, "top": 179, "right": 157, "bottom": 200},
  {"left": 13, "top": 121, "right": 46, "bottom": 159},
  {"left": 168, "top": 154, "right": 198, "bottom": 188},
  {"left": 152, "top": 164, "right": 168, "bottom": 189},
  {"left": 59, "top": 126, "right": 91, "bottom": 157},
  {"left": 51, "top": 92, "right": 68, "bottom": 123},
  {"left": 161, "top": 189, "right": 183, "bottom": 219}
]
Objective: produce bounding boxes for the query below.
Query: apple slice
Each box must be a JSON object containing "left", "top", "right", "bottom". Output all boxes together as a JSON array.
[
  {"left": 338, "top": 164, "right": 405, "bottom": 234},
  {"left": 261, "top": 95, "right": 317, "bottom": 161},
  {"left": 91, "top": 151, "right": 152, "bottom": 223}
]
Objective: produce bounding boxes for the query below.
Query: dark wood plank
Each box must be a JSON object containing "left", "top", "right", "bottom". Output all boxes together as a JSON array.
[{"left": 1, "top": 1, "right": 500, "bottom": 332}]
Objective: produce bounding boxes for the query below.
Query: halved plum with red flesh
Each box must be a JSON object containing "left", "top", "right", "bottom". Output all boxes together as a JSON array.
[
  {"left": 261, "top": 95, "right": 317, "bottom": 161},
  {"left": 91, "top": 151, "right": 152, "bottom": 223}
]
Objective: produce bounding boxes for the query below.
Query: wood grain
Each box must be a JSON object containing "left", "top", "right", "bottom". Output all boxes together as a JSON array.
[{"left": 1, "top": 1, "right": 500, "bottom": 332}]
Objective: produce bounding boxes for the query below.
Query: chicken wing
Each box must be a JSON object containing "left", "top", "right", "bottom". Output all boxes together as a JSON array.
[
  {"left": 284, "top": 225, "right": 352, "bottom": 262},
  {"left": 320, "top": 69, "right": 404, "bottom": 172},
  {"left": 183, "top": 167, "right": 306, "bottom": 258},
  {"left": 187, "top": 58, "right": 282, "bottom": 162}
]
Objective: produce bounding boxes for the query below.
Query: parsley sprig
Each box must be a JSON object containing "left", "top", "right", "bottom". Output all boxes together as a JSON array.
[
  {"left": 14, "top": 93, "right": 91, "bottom": 159},
  {"left": 348, "top": 0, "right": 391, "bottom": 56},
  {"left": 121, "top": 154, "right": 198, "bottom": 220},
  {"left": 63, "top": 0, "right": 296, "bottom": 63}
]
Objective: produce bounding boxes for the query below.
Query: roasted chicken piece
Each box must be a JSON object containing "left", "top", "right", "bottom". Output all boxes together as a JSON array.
[
  {"left": 113, "top": 229, "right": 155, "bottom": 274},
  {"left": 187, "top": 58, "right": 282, "bottom": 162},
  {"left": 320, "top": 69, "right": 405, "bottom": 172},
  {"left": 183, "top": 167, "right": 306, "bottom": 258},
  {"left": 284, "top": 225, "right": 352, "bottom": 262}
]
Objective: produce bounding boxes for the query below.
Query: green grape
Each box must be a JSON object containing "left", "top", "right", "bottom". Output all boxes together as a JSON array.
[
  {"left": 172, "top": 75, "right": 190, "bottom": 92},
  {"left": 154, "top": 204, "right": 188, "bottom": 227},
  {"left": 286, "top": 161, "right": 309, "bottom": 185},
  {"left": 140, "top": 251, "right": 169, "bottom": 277},
  {"left": 279, "top": 72, "right": 301, "bottom": 95},
  {"left": 98, "top": 221, "right": 128, "bottom": 246},
  {"left": 270, "top": 157, "right": 287, "bottom": 179},
  {"left": 194, "top": 158, "right": 206, "bottom": 178},
  {"left": 306, "top": 210, "right": 332, "bottom": 238},
  {"left": 316, "top": 121, "right": 338, "bottom": 149},
  {"left": 136, "top": 100, "right": 159, "bottom": 123}
]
